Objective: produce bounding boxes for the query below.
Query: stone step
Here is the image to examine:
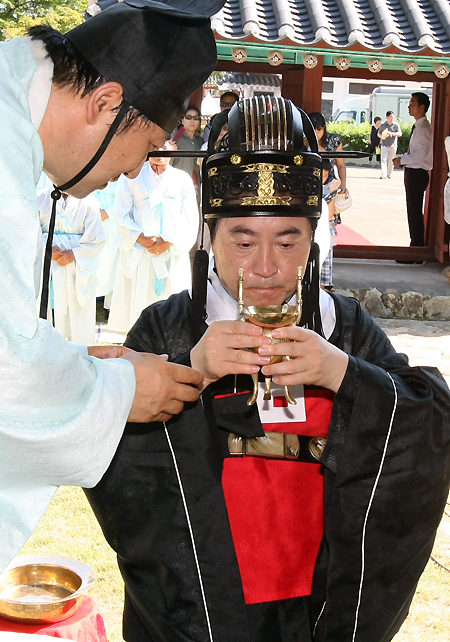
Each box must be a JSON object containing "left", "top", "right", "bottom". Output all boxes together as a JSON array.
[{"left": 334, "top": 259, "right": 450, "bottom": 320}]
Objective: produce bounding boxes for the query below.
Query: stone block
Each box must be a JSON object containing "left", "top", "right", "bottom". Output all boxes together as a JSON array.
[
  {"left": 399, "top": 291, "right": 424, "bottom": 319},
  {"left": 424, "top": 297, "right": 450, "bottom": 320},
  {"left": 364, "top": 288, "right": 392, "bottom": 318},
  {"left": 381, "top": 291, "right": 401, "bottom": 316}
]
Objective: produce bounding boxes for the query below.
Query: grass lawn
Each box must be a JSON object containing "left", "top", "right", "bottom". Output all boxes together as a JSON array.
[{"left": 20, "top": 486, "right": 450, "bottom": 641}]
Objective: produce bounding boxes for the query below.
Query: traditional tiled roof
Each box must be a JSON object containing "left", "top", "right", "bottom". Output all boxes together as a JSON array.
[
  {"left": 211, "top": 0, "right": 450, "bottom": 55},
  {"left": 217, "top": 72, "right": 282, "bottom": 87}
]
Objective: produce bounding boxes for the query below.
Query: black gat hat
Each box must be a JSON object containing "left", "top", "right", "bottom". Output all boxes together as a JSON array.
[
  {"left": 66, "top": 0, "right": 224, "bottom": 132},
  {"left": 191, "top": 97, "right": 325, "bottom": 341},
  {"left": 203, "top": 96, "right": 322, "bottom": 221},
  {"left": 39, "top": 0, "right": 225, "bottom": 321}
]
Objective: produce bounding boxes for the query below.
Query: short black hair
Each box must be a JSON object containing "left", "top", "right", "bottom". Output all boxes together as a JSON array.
[
  {"left": 28, "top": 24, "right": 148, "bottom": 132},
  {"left": 308, "top": 112, "right": 327, "bottom": 142},
  {"left": 412, "top": 91, "right": 431, "bottom": 113},
  {"left": 374, "top": 116, "right": 381, "bottom": 123},
  {"left": 184, "top": 104, "right": 201, "bottom": 117},
  {"left": 220, "top": 91, "right": 239, "bottom": 104},
  {"left": 308, "top": 112, "right": 326, "bottom": 131},
  {"left": 386, "top": 111, "right": 394, "bottom": 117}
]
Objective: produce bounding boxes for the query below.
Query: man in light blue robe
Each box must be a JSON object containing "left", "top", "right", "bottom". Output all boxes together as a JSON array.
[{"left": 0, "top": 0, "right": 224, "bottom": 572}]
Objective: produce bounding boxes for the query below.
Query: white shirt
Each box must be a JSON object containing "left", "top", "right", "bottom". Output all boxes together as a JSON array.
[{"left": 400, "top": 116, "right": 433, "bottom": 171}]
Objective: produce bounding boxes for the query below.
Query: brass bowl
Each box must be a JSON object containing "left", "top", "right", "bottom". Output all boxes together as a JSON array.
[{"left": 0, "top": 555, "right": 95, "bottom": 624}]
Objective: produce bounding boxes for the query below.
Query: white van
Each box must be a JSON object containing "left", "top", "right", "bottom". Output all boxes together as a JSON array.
[
  {"left": 332, "top": 97, "right": 370, "bottom": 125},
  {"left": 332, "top": 88, "right": 433, "bottom": 126}
]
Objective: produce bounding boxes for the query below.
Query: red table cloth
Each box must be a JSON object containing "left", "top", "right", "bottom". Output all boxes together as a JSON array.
[{"left": 0, "top": 596, "right": 107, "bottom": 642}]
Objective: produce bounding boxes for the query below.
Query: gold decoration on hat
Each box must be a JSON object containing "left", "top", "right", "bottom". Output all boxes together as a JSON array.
[
  {"left": 231, "top": 154, "right": 242, "bottom": 165},
  {"left": 210, "top": 198, "right": 223, "bottom": 207},
  {"left": 240, "top": 163, "right": 291, "bottom": 207},
  {"left": 307, "top": 196, "right": 319, "bottom": 206},
  {"left": 208, "top": 167, "right": 218, "bottom": 177},
  {"left": 294, "top": 155, "right": 303, "bottom": 165}
]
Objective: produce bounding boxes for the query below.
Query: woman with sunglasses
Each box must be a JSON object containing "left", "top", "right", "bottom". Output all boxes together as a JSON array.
[{"left": 171, "top": 104, "right": 204, "bottom": 202}]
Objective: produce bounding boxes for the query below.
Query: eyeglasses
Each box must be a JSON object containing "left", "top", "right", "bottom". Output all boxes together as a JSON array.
[
  {"left": 220, "top": 102, "right": 236, "bottom": 108},
  {"left": 183, "top": 114, "right": 201, "bottom": 121}
]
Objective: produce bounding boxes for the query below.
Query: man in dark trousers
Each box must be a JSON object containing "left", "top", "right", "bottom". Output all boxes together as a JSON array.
[
  {"left": 394, "top": 92, "right": 433, "bottom": 250},
  {"left": 86, "top": 97, "right": 450, "bottom": 642}
]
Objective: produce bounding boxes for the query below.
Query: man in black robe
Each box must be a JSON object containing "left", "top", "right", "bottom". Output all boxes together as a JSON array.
[{"left": 85, "top": 98, "right": 450, "bottom": 642}]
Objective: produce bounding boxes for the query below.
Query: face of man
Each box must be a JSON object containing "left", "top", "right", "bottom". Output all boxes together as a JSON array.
[
  {"left": 386, "top": 113, "right": 394, "bottom": 125},
  {"left": 212, "top": 216, "right": 312, "bottom": 307},
  {"left": 149, "top": 141, "right": 174, "bottom": 174},
  {"left": 44, "top": 119, "right": 168, "bottom": 198},
  {"left": 408, "top": 96, "right": 425, "bottom": 121},
  {"left": 220, "top": 94, "right": 238, "bottom": 110}
]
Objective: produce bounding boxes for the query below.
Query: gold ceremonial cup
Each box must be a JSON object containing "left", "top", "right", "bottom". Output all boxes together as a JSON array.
[{"left": 237, "top": 266, "right": 302, "bottom": 406}]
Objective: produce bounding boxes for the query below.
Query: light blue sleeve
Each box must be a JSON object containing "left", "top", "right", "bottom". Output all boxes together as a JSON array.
[{"left": 0, "top": 39, "right": 136, "bottom": 573}]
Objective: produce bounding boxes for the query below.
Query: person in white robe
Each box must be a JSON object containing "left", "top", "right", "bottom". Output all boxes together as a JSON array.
[
  {"left": 38, "top": 188, "right": 106, "bottom": 345},
  {"left": 108, "top": 159, "right": 199, "bottom": 333},
  {"left": 95, "top": 182, "right": 119, "bottom": 311},
  {"left": 0, "top": 3, "right": 217, "bottom": 571}
]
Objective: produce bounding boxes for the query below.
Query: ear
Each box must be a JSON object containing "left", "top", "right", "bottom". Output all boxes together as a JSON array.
[{"left": 86, "top": 82, "right": 124, "bottom": 126}]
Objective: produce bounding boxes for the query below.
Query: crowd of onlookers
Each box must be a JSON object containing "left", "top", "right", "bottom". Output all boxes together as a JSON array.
[
  {"left": 35, "top": 91, "right": 354, "bottom": 341},
  {"left": 37, "top": 90, "right": 437, "bottom": 344},
  {"left": 36, "top": 91, "right": 242, "bottom": 345},
  {"left": 37, "top": 149, "right": 199, "bottom": 345}
]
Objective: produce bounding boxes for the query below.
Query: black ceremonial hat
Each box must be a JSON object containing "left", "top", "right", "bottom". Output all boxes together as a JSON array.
[
  {"left": 202, "top": 96, "right": 322, "bottom": 220},
  {"left": 65, "top": 0, "right": 223, "bottom": 133}
]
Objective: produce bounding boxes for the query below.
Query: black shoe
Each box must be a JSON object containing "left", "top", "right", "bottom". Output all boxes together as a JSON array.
[{"left": 395, "top": 260, "right": 424, "bottom": 265}]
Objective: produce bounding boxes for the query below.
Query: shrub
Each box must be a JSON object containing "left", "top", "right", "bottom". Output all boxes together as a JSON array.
[{"left": 327, "top": 120, "right": 414, "bottom": 155}]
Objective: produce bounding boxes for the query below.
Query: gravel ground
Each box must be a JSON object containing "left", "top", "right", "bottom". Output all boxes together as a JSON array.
[{"left": 376, "top": 318, "right": 450, "bottom": 385}]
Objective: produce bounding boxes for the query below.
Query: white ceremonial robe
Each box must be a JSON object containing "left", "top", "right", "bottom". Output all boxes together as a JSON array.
[
  {"left": 95, "top": 182, "right": 119, "bottom": 305},
  {"left": 316, "top": 199, "right": 331, "bottom": 268},
  {"left": 38, "top": 190, "right": 106, "bottom": 346},
  {"left": 108, "top": 163, "right": 199, "bottom": 333},
  {"left": 0, "top": 36, "right": 136, "bottom": 572},
  {"left": 444, "top": 137, "right": 450, "bottom": 225}
]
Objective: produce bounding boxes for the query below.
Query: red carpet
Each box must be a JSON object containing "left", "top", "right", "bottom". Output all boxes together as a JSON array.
[{"left": 335, "top": 224, "right": 374, "bottom": 246}]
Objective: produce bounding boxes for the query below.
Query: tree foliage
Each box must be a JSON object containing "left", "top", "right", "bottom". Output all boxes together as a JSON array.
[{"left": 0, "top": 0, "right": 87, "bottom": 39}]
